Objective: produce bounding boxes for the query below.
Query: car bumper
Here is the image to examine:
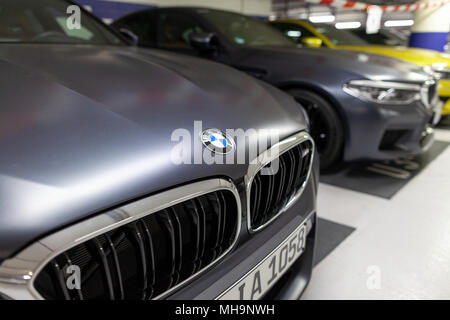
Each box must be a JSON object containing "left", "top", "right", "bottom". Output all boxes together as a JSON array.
[
  {"left": 438, "top": 79, "right": 450, "bottom": 115},
  {"left": 168, "top": 166, "right": 319, "bottom": 300},
  {"left": 441, "top": 98, "right": 450, "bottom": 115},
  {"left": 339, "top": 95, "right": 434, "bottom": 162}
]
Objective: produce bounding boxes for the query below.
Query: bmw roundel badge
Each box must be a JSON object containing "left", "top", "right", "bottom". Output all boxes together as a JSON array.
[{"left": 200, "top": 129, "right": 235, "bottom": 154}]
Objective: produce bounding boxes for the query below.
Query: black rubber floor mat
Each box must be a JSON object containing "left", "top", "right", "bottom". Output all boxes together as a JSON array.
[
  {"left": 437, "top": 116, "right": 450, "bottom": 130},
  {"left": 314, "top": 218, "right": 355, "bottom": 266},
  {"left": 320, "top": 141, "right": 449, "bottom": 199}
]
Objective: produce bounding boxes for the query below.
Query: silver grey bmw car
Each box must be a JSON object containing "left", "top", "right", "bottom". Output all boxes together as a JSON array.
[{"left": 0, "top": 0, "right": 319, "bottom": 300}]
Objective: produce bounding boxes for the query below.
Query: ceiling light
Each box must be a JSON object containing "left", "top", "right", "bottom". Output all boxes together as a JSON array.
[
  {"left": 335, "top": 22, "right": 361, "bottom": 29},
  {"left": 309, "top": 15, "right": 335, "bottom": 23},
  {"left": 384, "top": 20, "right": 414, "bottom": 27}
]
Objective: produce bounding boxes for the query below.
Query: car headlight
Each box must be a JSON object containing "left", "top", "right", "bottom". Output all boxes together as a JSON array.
[
  {"left": 423, "top": 65, "right": 440, "bottom": 79},
  {"left": 343, "top": 80, "right": 422, "bottom": 105},
  {"left": 431, "top": 64, "right": 450, "bottom": 80}
]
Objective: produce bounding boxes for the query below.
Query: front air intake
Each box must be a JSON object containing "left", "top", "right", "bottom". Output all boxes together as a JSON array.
[{"left": 33, "top": 184, "right": 240, "bottom": 300}]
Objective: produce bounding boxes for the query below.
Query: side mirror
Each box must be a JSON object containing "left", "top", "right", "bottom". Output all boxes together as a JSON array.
[
  {"left": 189, "top": 32, "right": 218, "bottom": 53},
  {"left": 119, "top": 28, "right": 139, "bottom": 46},
  {"left": 301, "top": 37, "right": 323, "bottom": 48}
]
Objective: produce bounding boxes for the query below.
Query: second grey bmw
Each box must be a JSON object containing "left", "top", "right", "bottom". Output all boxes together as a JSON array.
[
  {"left": 113, "top": 7, "right": 440, "bottom": 170},
  {"left": 0, "top": 0, "right": 318, "bottom": 300}
]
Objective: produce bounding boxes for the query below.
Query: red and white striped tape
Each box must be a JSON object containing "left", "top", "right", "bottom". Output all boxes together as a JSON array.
[{"left": 297, "top": 0, "right": 450, "bottom": 11}]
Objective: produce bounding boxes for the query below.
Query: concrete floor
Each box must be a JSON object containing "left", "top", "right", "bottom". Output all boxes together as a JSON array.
[{"left": 302, "top": 128, "right": 450, "bottom": 299}]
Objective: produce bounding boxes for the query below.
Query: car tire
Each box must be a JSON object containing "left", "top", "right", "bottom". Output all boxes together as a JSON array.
[{"left": 285, "top": 88, "right": 344, "bottom": 170}]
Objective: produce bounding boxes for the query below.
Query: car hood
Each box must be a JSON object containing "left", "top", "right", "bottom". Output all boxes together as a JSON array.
[
  {"left": 245, "top": 46, "right": 430, "bottom": 83},
  {"left": 0, "top": 44, "right": 307, "bottom": 259},
  {"left": 337, "top": 45, "right": 450, "bottom": 68}
]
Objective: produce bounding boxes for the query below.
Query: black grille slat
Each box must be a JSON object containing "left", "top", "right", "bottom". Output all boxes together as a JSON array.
[
  {"left": 156, "top": 211, "right": 176, "bottom": 291},
  {"left": 178, "top": 202, "right": 199, "bottom": 276},
  {"left": 257, "top": 173, "right": 275, "bottom": 226},
  {"left": 251, "top": 174, "right": 263, "bottom": 225},
  {"left": 35, "top": 189, "right": 238, "bottom": 300},
  {"left": 285, "top": 150, "right": 296, "bottom": 195},
  {"left": 193, "top": 198, "right": 207, "bottom": 269},
  {"left": 126, "top": 223, "right": 148, "bottom": 299},
  {"left": 217, "top": 192, "right": 228, "bottom": 249},
  {"left": 63, "top": 253, "right": 84, "bottom": 300},
  {"left": 183, "top": 201, "right": 201, "bottom": 271},
  {"left": 139, "top": 219, "right": 156, "bottom": 298},
  {"left": 273, "top": 154, "right": 286, "bottom": 207},
  {"left": 249, "top": 139, "right": 313, "bottom": 231},
  {"left": 92, "top": 238, "right": 115, "bottom": 300},
  {"left": 105, "top": 233, "right": 125, "bottom": 300},
  {"left": 291, "top": 146, "right": 303, "bottom": 189},
  {"left": 167, "top": 207, "right": 183, "bottom": 285},
  {"left": 205, "top": 194, "right": 221, "bottom": 259},
  {"left": 278, "top": 155, "right": 289, "bottom": 209},
  {"left": 295, "top": 144, "right": 307, "bottom": 188},
  {"left": 51, "top": 261, "right": 71, "bottom": 300},
  {"left": 300, "top": 146, "right": 312, "bottom": 181}
]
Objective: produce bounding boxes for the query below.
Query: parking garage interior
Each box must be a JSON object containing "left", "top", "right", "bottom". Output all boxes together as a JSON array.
[{"left": 0, "top": 0, "right": 450, "bottom": 302}]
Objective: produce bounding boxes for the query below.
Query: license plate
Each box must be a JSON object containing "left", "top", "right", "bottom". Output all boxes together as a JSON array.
[{"left": 217, "top": 223, "right": 307, "bottom": 300}]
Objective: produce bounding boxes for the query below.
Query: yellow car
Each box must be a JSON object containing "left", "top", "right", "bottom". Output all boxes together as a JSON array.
[{"left": 270, "top": 20, "right": 450, "bottom": 116}]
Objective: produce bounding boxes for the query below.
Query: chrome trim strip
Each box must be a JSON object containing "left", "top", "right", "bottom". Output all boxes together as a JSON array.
[
  {"left": 0, "top": 178, "right": 242, "bottom": 300},
  {"left": 420, "top": 79, "right": 438, "bottom": 110},
  {"left": 432, "top": 65, "right": 450, "bottom": 74},
  {"left": 346, "top": 80, "right": 422, "bottom": 91},
  {"left": 245, "top": 131, "right": 314, "bottom": 234}
]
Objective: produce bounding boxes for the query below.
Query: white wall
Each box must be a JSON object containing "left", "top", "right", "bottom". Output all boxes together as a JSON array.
[
  {"left": 411, "top": 2, "right": 450, "bottom": 33},
  {"left": 105, "top": 0, "right": 271, "bottom": 16}
]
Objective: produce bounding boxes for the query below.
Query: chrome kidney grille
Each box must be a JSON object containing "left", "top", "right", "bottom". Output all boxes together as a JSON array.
[
  {"left": 33, "top": 187, "right": 240, "bottom": 300},
  {"left": 0, "top": 133, "right": 314, "bottom": 300},
  {"left": 421, "top": 79, "right": 438, "bottom": 108},
  {"left": 247, "top": 132, "right": 314, "bottom": 233}
]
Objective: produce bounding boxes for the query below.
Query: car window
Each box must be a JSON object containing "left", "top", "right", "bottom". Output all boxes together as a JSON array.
[
  {"left": 115, "top": 11, "right": 156, "bottom": 46},
  {"left": 0, "top": 0, "right": 123, "bottom": 45},
  {"left": 55, "top": 17, "right": 94, "bottom": 40},
  {"left": 271, "top": 23, "right": 317, "bottom": 45},
  {"left": 156, "top": 12, "right": 204, "bottom": 51},
  {"left": 198, "top": 9, "right": 295, "bottom": 47},
  {"left": 351, "top": 29, "right": 408, "bottom": 46},
  {"left": 313, "top": 23, "right": 368, "bottom": 46}
]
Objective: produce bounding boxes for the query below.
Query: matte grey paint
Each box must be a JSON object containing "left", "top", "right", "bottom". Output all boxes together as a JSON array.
[{"left": 0, "top": 44, "right": 308, "bottom": 258}]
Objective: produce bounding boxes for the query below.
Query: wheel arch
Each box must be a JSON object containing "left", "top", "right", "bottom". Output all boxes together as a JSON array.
[{"left": 277, "top": 81, "right": 350, "bottom": 150}]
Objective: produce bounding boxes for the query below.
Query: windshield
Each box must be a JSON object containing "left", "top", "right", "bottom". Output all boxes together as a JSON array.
[
  {"left": 314, "top": 23, "right": 369, "bottom": 46},
  {"left": 0, "top": 0, "right": 123, "bottom": 45},
  {"left": 198, "top": 9, "right": 296, "bottom": 47},
  {"left": 351, "top": 29, "right": 408, "bottom": 46}
]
